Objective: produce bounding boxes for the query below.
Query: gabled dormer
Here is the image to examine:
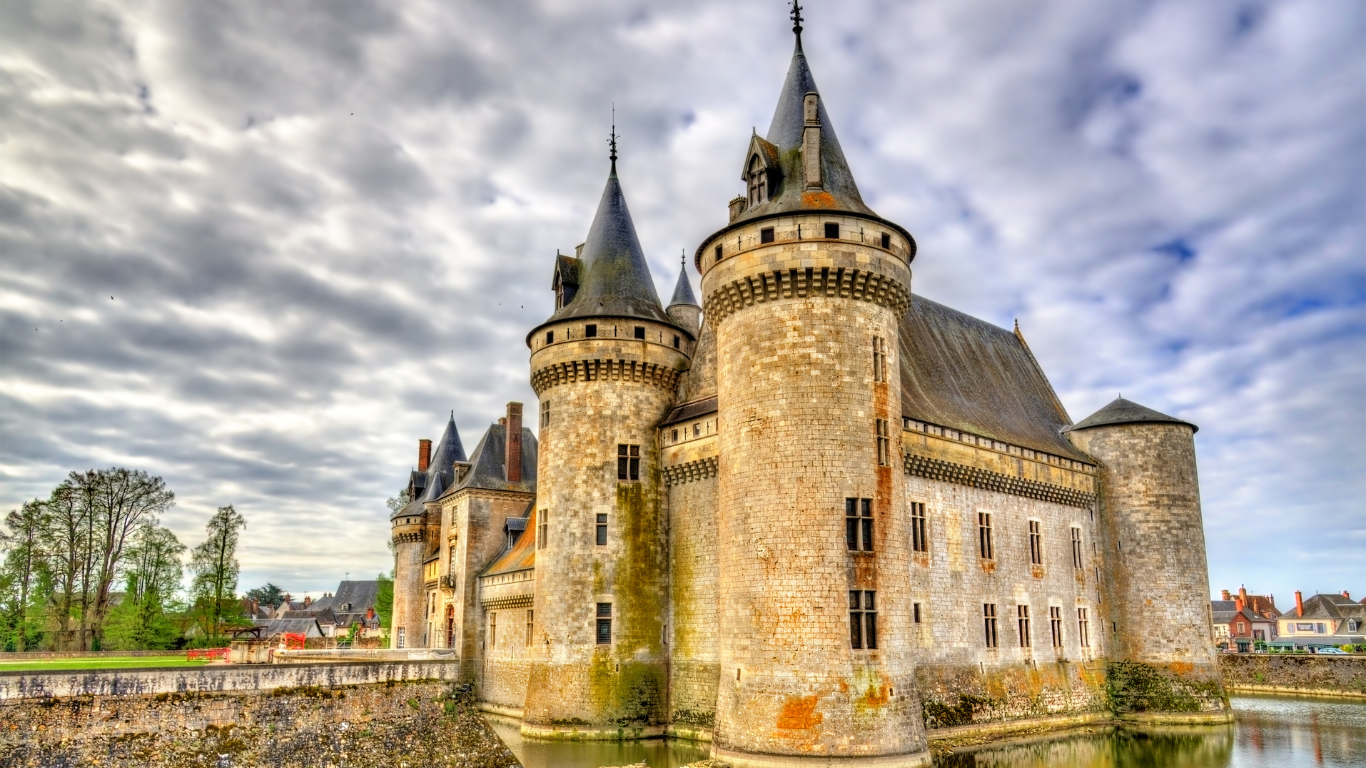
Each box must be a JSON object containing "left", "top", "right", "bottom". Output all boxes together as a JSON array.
[
  {"left": 741, "top": 133, "right": 781, "bottom": 213},
  {"left": 552, "top": 252, "right": 582, "bottom": 311}
]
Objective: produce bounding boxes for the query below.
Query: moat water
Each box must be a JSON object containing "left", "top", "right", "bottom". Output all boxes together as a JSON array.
[{"left": 487, "top": 694, "right": 1366, "bottom": 768}]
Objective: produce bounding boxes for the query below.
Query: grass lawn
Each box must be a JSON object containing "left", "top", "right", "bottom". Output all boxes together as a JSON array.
[{"left": 0, "top": 657, "right": 212, "bottom": 672}]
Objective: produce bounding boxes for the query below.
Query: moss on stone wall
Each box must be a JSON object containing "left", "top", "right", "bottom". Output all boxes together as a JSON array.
[
  {"left": 922, "top": 694, "right": 1000, "bottom": 729},
  {"left": 1105, "top": 660, "right": 1226, "bottom": 715}
]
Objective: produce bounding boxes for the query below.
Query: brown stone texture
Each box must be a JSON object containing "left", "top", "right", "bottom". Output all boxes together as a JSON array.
[
  {"left": 706, "top": 215, "right": 927, "bottom": 761},
  {"left": 523, "top": 318, "right": 688, "bottom": 731},
  {"left": 665, "top": 433, "right": 720, "bottom": 731},
  {"left": 439, "top": 491, "right": 533, "bottom": 672},
  {"left": 1219, "top": 653, "right": 1366, "bottom": 697},
  {"left": 390, "top": 514, "right": 428, "bottom": 650}
]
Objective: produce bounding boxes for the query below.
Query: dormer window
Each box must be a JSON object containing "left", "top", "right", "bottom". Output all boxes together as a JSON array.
[{"left": 747, "top": 154, "right": 768, "bottom": 207}]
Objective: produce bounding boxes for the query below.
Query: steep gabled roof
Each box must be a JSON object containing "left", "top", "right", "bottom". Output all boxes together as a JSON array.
[
  {"left": 1066, "top": 397, "right": 1198, "bottom": 434},
  {"left": 533, "top": 164, "right": 676, "bottom": 332},
  {"left": 444, "top": 422, "right": 537, "bottom": 497},
  {"left": 899, "top": 295, "right": 1090, "bottom": 461},
  {"left": 481, "top": 504, "right": 537, "bottom": 579}
]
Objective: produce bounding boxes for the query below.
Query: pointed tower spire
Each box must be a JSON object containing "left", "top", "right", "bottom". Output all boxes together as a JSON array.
[
  {"left": 668, "top": 249, "right": 698, "bottom": 309},
  {"left": 608, "top": 104, "right": 619, "bottom": 176},
  {"left": 790, "top": 0, "right": 804, "bottom": 49}
]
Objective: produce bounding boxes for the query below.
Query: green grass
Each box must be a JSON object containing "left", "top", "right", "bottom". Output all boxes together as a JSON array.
[{"left": 0, "top": 656, "right": 213, "bottom": 672}]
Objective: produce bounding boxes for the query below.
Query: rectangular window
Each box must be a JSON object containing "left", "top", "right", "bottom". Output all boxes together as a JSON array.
[
  {"left": 876, "top": 419, "right": 890, "bottom": 466},
  {"left": 617, "top": 444, "right": 640, "bottom": 481},
  {"left": 984, "top": 604, "right": 998, "bottom": 648},
  {"left": 1071, "top": 527, "right": 1083, "bottom": 569},
  {"left": 824, "top": 222, "right": 840, "bottom": 239},
  {"left": 585, "top": 323, "right": 597, "bottom": 337},
  {"left": 526, "top": 609, "right": 534, "bottom": 647},
  {"left": 545, "top": 330, "right": 554, "bottom": 344},
  {"left": 872, "top": 336, "right": 887, "bottom": 382},
  {"left": 910, "top": 501, "right": 928, "bottom": 553},
  {"left": 596, "top": 513, "right": 608, "bottom": 546},
  {"left": 694, "top": 423, "right": 700, "bottom": 437},
  {"left": 1029, "top": 520, "right": 1043, "bottom": 565},
  {"left": 760, "top": 227, "right": 775, "bottom": 244},
  {"left": 397, "top": 627, "right": 406, "bottom": 649},
  {"left": 1078, "top": 608, "right": 1090, "bottom": 648},
  {"left": 671, "top": 428, "right": 678, "bottom": 443},
  {"left": 845, "top": 498, "right": 873, "bottom": 552},
  {"left": 633, "top": 326, "right": 645, "bottom": 340},
  {"left": 489, "top": 611, "right": 497, "bottom": 649},
  {"left": 538, "top": 510, "right": 548, "bottom": 549},
  {"left": 715, "top": 244, "right": 723, "bottom": 262},
  {"left": 881, "top": 232, "right": 891, "bottom": 249},
  {"left": 674, "top": 335, "right": 680, "bottom": 349},
  {"left": 1017, "top": 605, "right": 1031, "bottom": 648},
  {"left": 978, "top": 512, "right": 994, "bottom": 560},
  {"left": 913, "top": 602, "right": 922, "bottom": 624},
  {"left": 850, "top": 590, "right": 877, "bottom": 649},
  {"left": 541, "top": 399, "right": 550, "bottom": 427},
  {"left": 1050, "top": 606, "right": 1063, "bottom": 648},
  {"left": 596, "top": 603, "right": 612, "bottom": 644}
]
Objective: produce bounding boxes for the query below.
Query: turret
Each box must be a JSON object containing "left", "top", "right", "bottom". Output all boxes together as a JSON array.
[
  {"left": 522, "top": 138, "right": 693, "bottom": 737},
  {"left": 391, "top": 414, "right": 465, "bottom": 649},
  {"left": 667, "top": 252, "right": 702, "bottom": 338},
  {"left": 697, "top": 9, "right": 928, "bottom": 765},
  {"left": 1065, "top": 398, "right": 1231, "bottom": 719}
]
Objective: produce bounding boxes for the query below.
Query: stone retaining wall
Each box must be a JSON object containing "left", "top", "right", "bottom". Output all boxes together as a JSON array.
[
  {"left": 0, "top": 650, "right": 185, "bottom": 660},
  {"left": 1219, "top": 653, "right": 1366, "bottom": 698}
]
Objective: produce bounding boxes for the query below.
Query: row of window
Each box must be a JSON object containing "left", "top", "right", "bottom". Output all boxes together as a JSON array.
[
  {"left": 486, "top": 608, "right": 535, "bottom": 649},
  {"left": 983, "top": 604, "right": 1091, "bottom": 649},
  {"left": 977, "top": 512, "right": 1088, "bottom": 569},
  {"left": 542, "top": 325, "right": 683, "bottom": 349},
  {"left": 714, "top": 224, "right": 894, "bottom": 262},
  {"left": 848, "top": 500, "right": 1087, "bottom": 571}
]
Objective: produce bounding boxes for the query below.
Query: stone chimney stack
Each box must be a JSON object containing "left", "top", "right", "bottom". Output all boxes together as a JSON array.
[
  {"left": 418, "top": 439, "right": 432, "bottom": 472},
  {"left": 1239, "top": 585, "right": 1247, "bottom": 602},
  {"left": 1344, "top": 590, "right": 1352, "bottom": 600},
  {"left": 1235, "top": 597, "right": 1244, "bottom": 612},
  {"left": 1221, "top": 589, "right": 1231, "bottom": 601},
  {"left": 1295, "top": 590, "right": 1304, "bottom": 616},
  {"left": 505, "top": 402, "right": 523, "bottom": 483},
  {"left": 303, "top": 594, "right": 312, "bottom": 608}
]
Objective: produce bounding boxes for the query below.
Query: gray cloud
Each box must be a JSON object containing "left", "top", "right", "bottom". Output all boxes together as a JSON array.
[{"left": 0, "top": 0, "right": 1361, "bottom": 600}]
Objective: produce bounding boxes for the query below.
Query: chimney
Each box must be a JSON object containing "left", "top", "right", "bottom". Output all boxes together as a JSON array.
[
  {"left": 251, "top": 598, "right": 259, "bottom": 616},
  {"left": 1220, "top": 590, "right": 1231, "bottom": 601},
  {"left": 505, "top": 402, "right": 523, "bottom": 483},
  {"left": 1235, "top": 597, "right": 1244, "bottom": 613},
  {"left": 1238, "top": 585, "right": 1247, "bottom": 602},
  {"left": 418, "top": 439, "right": 432, "bottom": 472},
  {"left": 366, "top": 607, "right": 375, "bottom": 620},
  {"left": 1344, "top": 591, "right": 1352, "bottom": 600},
  {"left": 1295, "top": 590, "right": 1304, "bottom": 616},
  {"left": 304, "top": 594, "right": 312, "bottom": 608}
]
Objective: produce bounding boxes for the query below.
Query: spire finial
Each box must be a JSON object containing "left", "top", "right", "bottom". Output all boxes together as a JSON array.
[
  {"left": 608, "top": 104, "right": 618, "bottom": 172},
  {"left": 681, "top": 248, "right": 686, "bottom": 266},
  {"left": 790, "top": 0, "right": 804, "bottom": 44}
]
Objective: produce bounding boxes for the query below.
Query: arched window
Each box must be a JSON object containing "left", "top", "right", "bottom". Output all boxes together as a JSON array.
[{"left": 747, "top": 155, "right": 767, "bottom": 206}]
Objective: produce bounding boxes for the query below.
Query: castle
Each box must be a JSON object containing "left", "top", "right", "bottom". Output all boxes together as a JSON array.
[{"left": 389, "top": 12, "right": 1230, "bottom": 767}]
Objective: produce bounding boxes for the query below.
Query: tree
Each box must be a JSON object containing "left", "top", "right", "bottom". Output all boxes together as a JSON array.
[
  {"left": 103, "top": 523, "right": 186, "bottom": 651},
  {"left": 385, "top": 489, "right": 411, "bottom": 514},
  {"left": 244, "top": 582, "right": 285, "bottom": 610},
  {"left": 189, "top": 505, "right": 247, "bottom": 644},
  {"left": 43, "top": 481, "right": 93, "bottom": 650},
  {"left": 0, "top": 501, "right": 49, "bottom": 651},
  {"left": 70, "top": 469, "right": 175, "bottom": 650},
  {"left": 375, "top": 571, "right": 393, "bottom": 632}
]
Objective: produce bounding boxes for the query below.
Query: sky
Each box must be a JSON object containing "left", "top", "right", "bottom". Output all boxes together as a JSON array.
[{"left": 1, "top": 0, "right": 1362, "bottom": 604}]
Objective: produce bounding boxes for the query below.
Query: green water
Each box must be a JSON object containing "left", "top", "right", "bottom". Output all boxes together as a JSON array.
[{"left": 487, "top": 694, "right": 1366, "bottom": 768}]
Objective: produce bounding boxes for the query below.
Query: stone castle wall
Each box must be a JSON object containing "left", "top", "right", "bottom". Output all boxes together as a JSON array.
[
  {"left": 391, "top": 514, "right": 428, "bottom": 650},
  {"left": 664, "top": 431, "right": 720, "bottom": 734}
]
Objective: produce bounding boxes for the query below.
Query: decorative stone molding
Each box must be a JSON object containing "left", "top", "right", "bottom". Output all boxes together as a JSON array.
[
  {"left": 704, "top": 266, "right": 911, "bottom": 325},
  {"left": 531, "top": 357, "right": 683, "bottom": 395},
  {"left": 904, "top": 418, "right": 1096, "bottom": 473},
  {"left": 663, "top": 456, "right": 719, "bottom": 486},
  {"left": 481, "top": 594, "right": 533, "bottom": 611},
  {"left": 904, "top": 453, "right": 1097, "bottom": 509},
  {"left": 391, "top": 531, "right": 424, "bottom": 544}
]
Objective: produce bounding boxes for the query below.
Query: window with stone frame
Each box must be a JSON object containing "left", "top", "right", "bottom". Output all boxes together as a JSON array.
[
  {"left": 596, "top": 603, "right": 612, "bottom": 645},
  {"left": 537, "top": 510, "right": 548, "bottom": 550},
  {"left": 872, "top": 336, "right": 887, "bottom": 382},
  {"left": 1071, "top": 526, "right": 1083, "bottom": 569},
  {"left": 489, "top": 611, "right": 497, "bottom": 649},
  {"left": 747, "top": 155, "right": 768, "bottom": 206},
  {"left": 1050, "top": 606, "right": 1064, "bottom": 648},
  {"left": 1017, "top": 605, "right": 1031, "bottom": 648},
  {"left": 910, "top": 501, "right": 928, "bottom": 553},
  {"left": 978, "top": 512, "right": 995, "bottom": 560},
  {"left": 595, "top": 514, "right": 608, "bottom": 546},
  {"left": 984, "top": 603, "right": 998, "bottom": 648},
  {"left": 526, "top": 609, "right": 534, "bottom": 647},
  {"left": 845, "top": 498, "right": 873, "bottom": 552},
  {"left": 617, "top": 444, "right": 640, "bottom": 481},
  {"left": 849, "top": 590, "right": 877, "bottom": 650},
  {"left": 1029, "top": 519, "right": 1044, "bottom": 566},
  {"left": 540, "top": 399, "right": 550, "bottom": 427},
  {"left": 876, "top": 419, "right": 890, "bottom": 466},
  {"left": 824, "top": 222, "right": 841, "bottom": 239},
  {"left": 1078, "top": 607, "right": 1090, "bottom": 648}
]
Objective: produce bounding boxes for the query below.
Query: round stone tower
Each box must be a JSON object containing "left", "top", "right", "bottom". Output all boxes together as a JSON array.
[
  {"left": 1064, "top": 398, "right": 1231, "bottom": 720},
  {"left": 522, "top": 151, "right": 694, "bottom": 737},
  {"left": 697, "top": 21, "right": 929, "bottom": 767}
]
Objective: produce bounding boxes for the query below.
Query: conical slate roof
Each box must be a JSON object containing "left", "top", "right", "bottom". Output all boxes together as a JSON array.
[
  {"left": 538, "top": 164, "right": 676, "bottom": 328},
  {"left": 668, "top": 255, "right": 698, "bottom": 308},
  {"left": 392, "top": 414, "right": 467, "bottom": 519},
  {"left": 1065, "top": 397, "right": 1199, "bottom": 434},
  {"left": 733, "top": 36, "right": 876, "bottom": 222}
]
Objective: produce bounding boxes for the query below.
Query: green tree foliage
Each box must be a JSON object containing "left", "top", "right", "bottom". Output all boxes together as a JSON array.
[
  {"left": 189, "top": 505, "right": 248, "bottom": 645},
  {"left": 375, "top": 571, "right": 394, "bottom": 631},
  {"left": 102, "top": 524, "right": 186, "bottom": 651},
  {"left": 0, "top": 501, "right": 50, "bottom": 651},
  {"left": 244, "top": 582, "right": 286, "bottom": 610}
]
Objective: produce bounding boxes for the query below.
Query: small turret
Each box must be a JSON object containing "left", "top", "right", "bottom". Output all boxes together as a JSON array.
[
  {"left": 666, "top": 251, "right": 701, "bottom": 338},
  {"left": 1065, "top": 398, "right": 1231, "bottom": 719}
]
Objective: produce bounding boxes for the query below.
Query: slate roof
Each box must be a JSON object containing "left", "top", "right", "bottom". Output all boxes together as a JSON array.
[
  {"left": 309, "top": 580, "right": 380, "bottom": 628},
  {"left": 252, "top": 617, "right": 323, "bottom": 638},
  {"left": 392, "top": 414, "right": 467, "bottom": 520},
  {"left": 899, "top": 295, "right": 1090, "bottom": 461},
  {"left": 442, "top": 422, "right": 538, "bottom": 497},
  {"left": 481, "top": 506, "right": 537, "bottom": 579},
  {"left": 732, "top": 36, "right": 877, "bottom": 224},
  {"left": 1066, "top": 397, "right": 1199, "bottom": 434},
  {"left": 661, "top": 396, "right": 719, "bottom": 427},
  {"left": 281, "top": 607, "right": 337, "bottom": 625},
  {"left": 674, "top": 318, "right": 718, "bottom": 404},
  {"left": 668, "top": 256, "right": 699, "bottom": 308},
  {"left": 532, "top": 164, "right": 676, "bottom": 333}
]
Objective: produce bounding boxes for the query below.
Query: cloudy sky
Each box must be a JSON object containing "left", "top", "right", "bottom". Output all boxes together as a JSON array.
[{"left": 2, "top": 0, "right": 1362, "bottom": 603}]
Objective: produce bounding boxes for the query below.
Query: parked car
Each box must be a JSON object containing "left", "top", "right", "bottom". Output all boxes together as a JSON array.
[{"left": 1315, "top": 647, "right": 1348, "bottom": 654}]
